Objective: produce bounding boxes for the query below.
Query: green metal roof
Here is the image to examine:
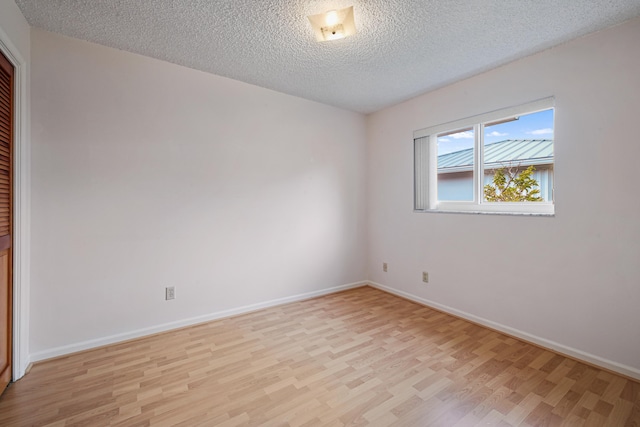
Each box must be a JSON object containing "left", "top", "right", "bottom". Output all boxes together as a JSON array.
[{"left": 437, "top": 139, "right": 553, "bottom": 173}]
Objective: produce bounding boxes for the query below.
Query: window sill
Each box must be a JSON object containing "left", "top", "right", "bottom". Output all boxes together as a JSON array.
[{"left": 414, "top": 209, "right": 554, "bottom": 217}]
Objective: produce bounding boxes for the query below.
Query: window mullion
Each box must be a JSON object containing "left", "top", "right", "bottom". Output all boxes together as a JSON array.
[
  {"left": 428, "top": 135, "right": 438, "bottom": 209},
  {"left": 474, "top": 123, "right": 484, "bottom": 205}
]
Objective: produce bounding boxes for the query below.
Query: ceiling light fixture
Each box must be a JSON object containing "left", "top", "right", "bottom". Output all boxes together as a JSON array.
[{"left": 307, "top": 6, "right": 356, "bottom": 42}]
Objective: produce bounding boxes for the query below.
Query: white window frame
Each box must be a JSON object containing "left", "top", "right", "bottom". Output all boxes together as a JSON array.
[{"left": 414, "top": 97, "right": 555, "bottom": 215}]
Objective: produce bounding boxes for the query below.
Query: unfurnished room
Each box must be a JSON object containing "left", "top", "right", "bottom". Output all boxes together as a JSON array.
[{"left": 0, "top": 0, "right": 639, "bottom": 425}]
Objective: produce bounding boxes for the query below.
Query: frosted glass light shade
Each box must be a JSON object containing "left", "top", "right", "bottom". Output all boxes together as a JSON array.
[{"left": 307, "top": 6, "right": 356, "bottom": 42}]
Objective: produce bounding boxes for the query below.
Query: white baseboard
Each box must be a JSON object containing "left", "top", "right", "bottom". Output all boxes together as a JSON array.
[
  {"left": 30, "top": 281, "right": 367, "bottom": 362},
  {"left": 367, "top": 281, "right": 640, "bottom": 381},
  {"left": 30, "top": 280, "right": 640, "bottom": 381}
]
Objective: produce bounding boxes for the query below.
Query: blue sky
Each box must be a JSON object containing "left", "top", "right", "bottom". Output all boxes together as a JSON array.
[{"left": 437, "top": 109, "right": 554, "bottom": 155}]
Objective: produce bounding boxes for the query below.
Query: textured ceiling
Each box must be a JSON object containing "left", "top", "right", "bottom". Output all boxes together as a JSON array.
[{"left": 15, "top": 0, "right": 640, "bottom": 113}]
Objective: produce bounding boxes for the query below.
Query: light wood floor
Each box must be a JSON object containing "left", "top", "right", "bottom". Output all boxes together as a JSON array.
[{"left": 0, "top": 286, "right": 638, "bottom": 426}]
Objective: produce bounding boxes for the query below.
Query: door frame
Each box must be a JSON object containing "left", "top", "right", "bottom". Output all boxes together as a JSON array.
[{"left": 0, "top": 26, "right": 30, "bottom": 381}]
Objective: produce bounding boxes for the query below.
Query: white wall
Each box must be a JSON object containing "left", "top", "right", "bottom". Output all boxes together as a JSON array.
[
  {"left": 0, "top": 0, "right": 30, "bottom": 57},
  {"left": 30, "top": 29, "right": 367, "bottom": 358},
  {"left": 366, "top": 18, "right": 640, "bottom": 377}
]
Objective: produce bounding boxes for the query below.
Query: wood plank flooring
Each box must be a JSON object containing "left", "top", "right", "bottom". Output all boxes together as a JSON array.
[{"left": 0, "top": 286, "right": 638, "bottom": 426}]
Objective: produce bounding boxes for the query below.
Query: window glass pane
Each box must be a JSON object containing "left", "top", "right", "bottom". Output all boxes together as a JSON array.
[
  {"left": 483, "top": 109, "right": 554, "bottom": 202},
  {"left": 437, "top": 128, "right": 474, "bottom": 201}
]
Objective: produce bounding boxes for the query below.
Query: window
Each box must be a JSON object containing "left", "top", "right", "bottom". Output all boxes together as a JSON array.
[{"left": 414, "top": 98, "right": 555, "bottom": 215}]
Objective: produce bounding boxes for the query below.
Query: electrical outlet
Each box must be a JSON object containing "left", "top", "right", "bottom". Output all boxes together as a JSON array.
[
  {"left": 422, "top": 272, "right": 429, "bottom": 283},
  {"left": 383, "top": 262, "right": 388, "bottom": 272},
  {"left": 165, "top": 286, "right": 175, "bottom": 300}
]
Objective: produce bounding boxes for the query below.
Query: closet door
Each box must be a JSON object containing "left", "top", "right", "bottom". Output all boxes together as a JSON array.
[{"left": 0, "top": 49, "right": 14, "bottom": 394}]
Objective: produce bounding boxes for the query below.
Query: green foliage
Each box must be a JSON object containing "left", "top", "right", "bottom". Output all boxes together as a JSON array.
[{"left": 483, "top": 165, "right": 542, "bottom": 202}]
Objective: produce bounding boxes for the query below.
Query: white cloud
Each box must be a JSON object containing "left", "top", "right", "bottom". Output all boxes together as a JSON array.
[
  {"left": 438, "top": 138, "right": 450, "bottom": 142},
  {"left": 486, "top": 131, "right": 507, "bottom": 137},
  {"left": 450, "top": 131, "right": 473, "bottom": 139},
  {"left": 528, "top": 128, "right": 553, "bottom": 135}
]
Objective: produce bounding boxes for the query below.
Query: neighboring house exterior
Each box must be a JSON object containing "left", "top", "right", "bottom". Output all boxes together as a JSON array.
[{"left": 437, "top": 139, "right": 554, "bottom": 202}]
